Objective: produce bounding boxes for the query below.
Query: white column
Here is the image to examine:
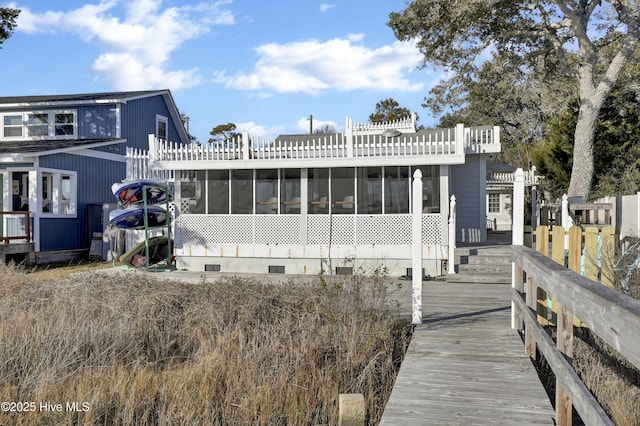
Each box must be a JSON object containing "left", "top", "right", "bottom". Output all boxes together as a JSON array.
[
  {"left": 29, "top": 170, "right": 40, "bottom": 252},
  {"left": 448, "top": 195, "right": 456, "bottom": 274},
  {"left": 512, "top": 168, "right": 525, "bottom": 246},
  {"left": 412, "top": 169, "right": 423, "bottom": 325},
  {"left": 511, "top": 168, "right": 525, "bottom": 329}
]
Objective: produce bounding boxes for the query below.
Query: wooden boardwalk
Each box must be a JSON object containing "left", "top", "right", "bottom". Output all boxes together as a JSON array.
[{"left": 380, "top": 280, "right": 556, "bottom": 425}]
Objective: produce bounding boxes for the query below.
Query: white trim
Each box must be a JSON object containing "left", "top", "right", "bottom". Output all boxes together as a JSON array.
[
  {"left": 5, "top": 139, "right": 126, "bottom": 160},
  {"left": 72, "top": 148, "right": 126, "bottom": 162}
]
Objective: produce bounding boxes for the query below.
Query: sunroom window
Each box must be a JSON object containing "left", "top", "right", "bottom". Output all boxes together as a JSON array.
[{"left": 41, "top": 171, "right": 77, "bottom": 216}]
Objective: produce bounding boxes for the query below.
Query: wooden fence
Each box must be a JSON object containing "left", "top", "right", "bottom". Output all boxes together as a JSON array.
[
  {"left": 512, "top": 240, "right": 640, "bottom": 426},
  {"left": 532, "top": 225, "right": 615, "bottom": 326}
]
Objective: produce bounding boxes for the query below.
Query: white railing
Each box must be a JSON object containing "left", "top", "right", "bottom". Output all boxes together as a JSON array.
[
  {"left": 126, "top": 146, "right": 174, "bottom": 181},
  {"left": 147, "top": 124, "right": 501, "bottom": 164},
  {"left": 348, "top": 113, "right": 417, "bottom": 135},
  {"left": 487, "top": 166, "right": 541, "bottom": 187}
]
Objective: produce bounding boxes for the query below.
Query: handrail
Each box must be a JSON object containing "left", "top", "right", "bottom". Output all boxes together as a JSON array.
[
  {"left": 0, "top": 211, "right": 31, "bottom": 244},
  {"left": 512, "top": 245, "right": 640, "bottom": 425}
]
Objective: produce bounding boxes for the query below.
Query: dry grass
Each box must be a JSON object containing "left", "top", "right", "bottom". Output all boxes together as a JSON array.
[
  {"left": 0, "top": 263, "right": 410, "bottom": 425},
  {"left": 573, "top": 328, "right": 640, "bottom": 426}
]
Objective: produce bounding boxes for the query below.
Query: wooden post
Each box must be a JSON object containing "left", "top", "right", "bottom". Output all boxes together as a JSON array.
[
  {"left": 512, "top": 261, "right": 523, "bottom": 330},
  {"left": 338, "top": 393, "right": 365, "bottom": 426},
  {"left": 600, "top": 226, "right": 615, "bottom": 287},
  {"left": 535, "top": 226, "right": 550, "bottom": 325},
  {"left": 556, "top": 303, "right": 574, "bottom": 426},
  {"left": 525, "top": 276, "right": 537, "bottom": 360},
  {"left": 584, "top": 227, "right": 599, "bottom": 281},
  {"left": 412, "top": 169, "right": 423, "bottom": 325}
]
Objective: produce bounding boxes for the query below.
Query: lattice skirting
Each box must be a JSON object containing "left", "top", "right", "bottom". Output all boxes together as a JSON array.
[{"left": 177, "top": 214, "right": 443, "bottom": 246}]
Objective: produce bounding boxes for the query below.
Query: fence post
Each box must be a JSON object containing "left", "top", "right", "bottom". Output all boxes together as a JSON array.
[
  {"left": 412, "top": 169, "right": 423, "bottom": 325},
  {"left": 511, "top": 168, "right": 525, "bottom": 329},
  {"left": 512, "top": 168, "right": 525, "bottom": 245},
  {"left": 345, "top": 116, "right": 354, "bottom": 157},
  {"left": 448, "top": 195, "right": 456, "bottom": 274},
  {"left": 241, "top": 132, "right": 250, "bottom": 159}
]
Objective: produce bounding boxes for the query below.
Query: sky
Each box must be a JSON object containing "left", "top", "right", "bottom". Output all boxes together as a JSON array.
[{"left": 0, "top": 0, "right": 446, "bottom": 143}]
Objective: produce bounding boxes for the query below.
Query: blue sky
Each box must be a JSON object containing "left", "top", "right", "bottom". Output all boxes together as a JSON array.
[{"left": 1, "top": 0, "right": 445, "bottom": 142}]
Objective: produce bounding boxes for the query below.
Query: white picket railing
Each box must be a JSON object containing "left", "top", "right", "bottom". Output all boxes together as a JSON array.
[{"left": 147, "top": 123, "right": 500, "bottom": 165}]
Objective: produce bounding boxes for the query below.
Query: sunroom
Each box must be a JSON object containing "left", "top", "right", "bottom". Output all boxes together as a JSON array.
[{"left": 131, "top": 116, "right": 500, "bottom": 276}]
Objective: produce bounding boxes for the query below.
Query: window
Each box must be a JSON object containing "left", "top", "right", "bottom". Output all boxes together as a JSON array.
[
  {"left": 40, "top": 171, "right": 77, "bottom": 215},
  {"left": 332, "top": 168, "right": 355, "bottom": 214},
  {"left": 207, "top": 170, "right": 229, "bottom": 214},
  {"left": 384, "top": 167, "right": 410, "bottom": 213},
  {"left": 308, "top": 168, "right": 329, "bottom": 214},
  {"left": 412, "top": 166, "right": 440, "bottom": 213},
  {"left": 357, "top": 167, "right": 382, "bottom": 214},
  {"left": 281, "top": 169, "right": 301, "bottom": 214},
  {"left": 1, "top": 110, "right": 76, "bottom": 139},
  {"left": 3, "top": 115, "right": 22, "bottom": 138},
  {"left": 488, "top": 193, "right": 501, "bottom": 213},
  {"left": 55, "top": 113, "right": 75, "bottom": 136},
  {"left": 256, "top": 169, "right": 278, "bottom": 214},
  {"left": 231, "top": 170, "right": 253, "bottom": 214},
  {"left": 28, "top": 113, "right": 49, "bottom": 137},
  {"left": 156, "top": 115, "right": 168, "bottom": 140},
  {"left": 180, "top": 171, "right": 206, "bottom": 214}
]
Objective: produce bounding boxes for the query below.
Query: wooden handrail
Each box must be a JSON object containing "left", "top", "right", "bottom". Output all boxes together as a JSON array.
[
  {"left": 0, "top": 210, "right": 31, "bottom": 244},
  {"left": 512, "top": 245, "right": 640, "bottom": 425}
]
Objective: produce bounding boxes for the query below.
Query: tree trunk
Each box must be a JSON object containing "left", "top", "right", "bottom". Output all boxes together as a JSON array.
[{"left": 567, "top": 103, "right": 599, "bottom": 199}]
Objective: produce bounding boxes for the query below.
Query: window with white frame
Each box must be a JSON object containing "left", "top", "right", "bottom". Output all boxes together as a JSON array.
[
  {"left": 488, "top": 193, "right": 501, "bottom": 213},
  {"left": 41, "top": 171, "right": 77, "bottom": 215},
  {"left": 1, "top": 110, "right": 77, "bottom": 139},
  {"left": 156, "top": 115, "right": 168, "bottom": 140}
]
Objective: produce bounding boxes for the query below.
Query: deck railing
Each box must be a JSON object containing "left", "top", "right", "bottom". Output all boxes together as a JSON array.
[
  {"left": 1, "top": 211, "right": 31, "bottom": 244},
  {"left": 146, "top": 124, "right": 500, "bottom": 164}
]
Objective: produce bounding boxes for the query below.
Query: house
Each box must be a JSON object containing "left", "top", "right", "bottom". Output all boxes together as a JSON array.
[
  {"left": 128, "top": 115, "right": 501, "bottom": 277},
  {"left": 486, "top": 163, "right": 541, "bottom": 231},
  {"left": 0, "top": 90, "right": 189, "bottom": 263}
]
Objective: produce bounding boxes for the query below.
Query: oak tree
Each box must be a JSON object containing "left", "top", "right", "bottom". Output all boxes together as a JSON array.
[{"left": 389, "top": 0, "right": 640, "bottom": 198}]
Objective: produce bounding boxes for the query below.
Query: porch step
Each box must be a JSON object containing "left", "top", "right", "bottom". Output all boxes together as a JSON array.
[{"left": 448, "top": 245, "right": 512, "bottom": 284}]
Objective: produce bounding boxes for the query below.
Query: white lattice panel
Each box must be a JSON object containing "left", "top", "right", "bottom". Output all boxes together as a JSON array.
[
  {"left": 255, "top": 215, "right": 301, "bottom": 244},
  {"left": 178, "top": 215, "right": 253, "bottom": 245},
  {"left": 356, "top": 215, "right": 412, "bottom": 245},
  {"left": 307, "top": 216, "right": 331, "bottom": 244},
  {"left": 307, "top": 216, "right": 356, "bottom": 244},
  {"left": 422, "top": 214, "right": 442, "bottom": 244}
]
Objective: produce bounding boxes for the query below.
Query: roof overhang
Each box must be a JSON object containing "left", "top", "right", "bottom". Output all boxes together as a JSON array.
[{"left": 0, "top": 138, "right": 126, "bottom": 162}]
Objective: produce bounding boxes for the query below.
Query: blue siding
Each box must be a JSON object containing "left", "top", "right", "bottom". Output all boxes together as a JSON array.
[
  {"left": 77, "top": 105, "right": 119, "bottom": 138},
  {"left": 120, "top": 95, "right": 183, "bottom": 150},
  {"left": 38, "top": 153, "right": 125, "bottom": 251}
]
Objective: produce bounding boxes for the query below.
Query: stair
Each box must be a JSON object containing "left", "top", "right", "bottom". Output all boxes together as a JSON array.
[{"left": 447, "top": 245, "right": 512, "bottom": 284}]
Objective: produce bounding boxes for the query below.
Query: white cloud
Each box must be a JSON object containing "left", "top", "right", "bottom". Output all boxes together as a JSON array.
[
  {"left": 15, "top": 0, "right": 234, "bottom": 91},
  {"left": 235, "top": 121, "right": 285, "bottom": 139},
  {"left": 214, "top": 36, "right": 424, "bottom": 95},
  {"left": 319, "top": 4, "right": 335, "bottom": 12}
]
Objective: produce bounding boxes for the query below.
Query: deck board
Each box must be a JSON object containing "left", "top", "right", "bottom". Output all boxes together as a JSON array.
[{"left": 381, "top": 281, "right": 556, "bottom": 425}]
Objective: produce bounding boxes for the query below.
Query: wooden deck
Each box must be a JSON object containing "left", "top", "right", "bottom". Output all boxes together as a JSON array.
[{"left": 381, "top": 280, "right": 556, "bottom": 425}]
